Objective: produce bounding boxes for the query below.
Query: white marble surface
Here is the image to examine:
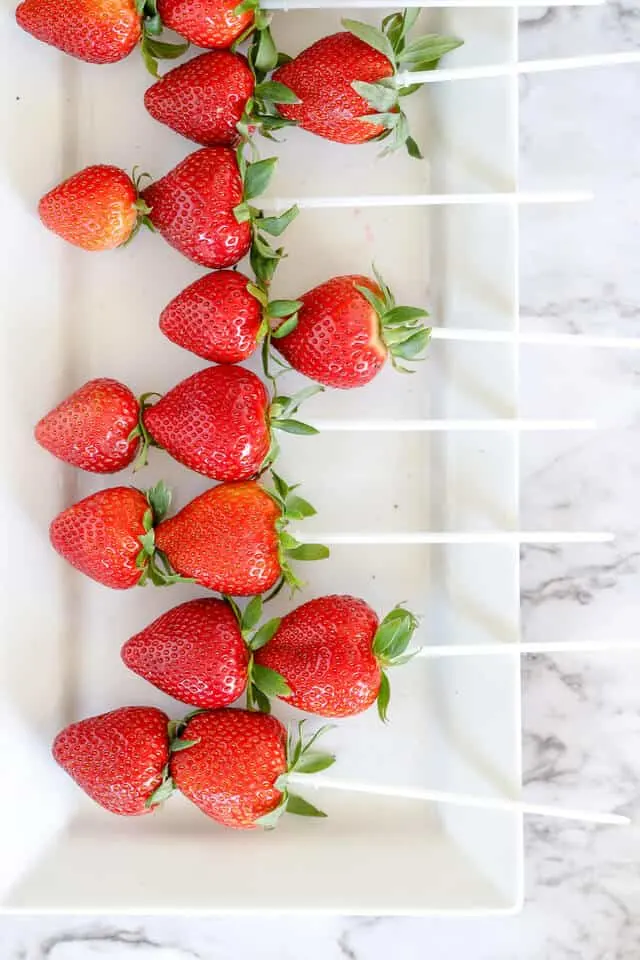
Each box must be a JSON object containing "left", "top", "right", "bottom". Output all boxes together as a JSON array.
[{"left": 3, "top": 1, "right": 640, "bottom": 956}]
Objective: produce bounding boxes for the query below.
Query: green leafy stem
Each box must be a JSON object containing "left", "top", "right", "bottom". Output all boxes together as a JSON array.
[
  {"left": 355, "top": 265, "right": 432, "bottom": 372},
  {"left": 136, "top": 0, "right": 189, "bottom": 77}
]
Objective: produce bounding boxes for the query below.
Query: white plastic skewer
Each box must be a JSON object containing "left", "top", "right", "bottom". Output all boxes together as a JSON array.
[
  {"left": 287, "top": 773, "right": 629, "bottom": 827},
  {"left": 311, "top": 419, "right": 596, "bottom": 432},
  {"left": 298, "top": 531, "right": 614, "bottom": 545},
  {"left": 262, "top": 0, "right": 603, "bottom": 8},
  {"left": 400, "top": 50, "right": 640, "bottom": 87},
  {"left": 265, "top": 190, "right": 592, "bottom": 211},
  {"left": 430, "top": 328, "right": 640, "bottom": 349},
  {"left": 412, "top": 639, "right": 640, "bottom": 658}
]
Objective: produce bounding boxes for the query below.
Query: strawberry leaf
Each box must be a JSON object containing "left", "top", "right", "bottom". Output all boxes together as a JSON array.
[
  {"left": 256, "top": 205, "right": 299, "bottom": 238},
  {"left": 293, "top": 751, "right": 336, "bottom": 775},
  {"left": 351, "top": 80, "right": 398, "bottom": 113},
  {"left": 268, "top": 299, "right": 302, "bottom": 318},
  {"left": 286, "top": 544, "right": 330, "bottom": 561},
  {"left": 145, "top": 776, "right": 175, "bottom": 808},
  {"left": 342, "top": 18, "right": 396, "bottom": 67},
  {"left": 252, "top": 663, "right": 291, "bottom": 697},
  {"left": 283, "top": 495, "right": 316, "bottom": 520},
  {"left": 377, "top": 671, "right": 391, "bottom": 723},
  {"left": 254, "top": 792, "right": 288, "bottom": 828},
  {"left": 244, "top": 158, "right": 277, "bottom": 201},
  {"left": 146, "top": 479, "right": 171, "bottom": 523},
  {"left": 271, "top": 313, "right": 299, "bottom": 338},
  {"left": 169, "top": 738, "right": 200, "bottom": 753},
  {"left": 255, "top": 80, "right": 301, "bottom": 104},
  {"left": 249, "top": 617, "right": 281, "bottom": 650},
  {"left": 398, "top": 34, "right": 463, "bottom": 67},
  {"left": 241, "top": 595, "right": 263, "bottom": 633},
  {"left": 286, "top": 793, "right": 327, "bottom": 817},
  {"left": 391, "top": 328, "right": 431, "bottom": 360},
  {"left": 272, "top": 419, "right": 318, "bottom": 436}
]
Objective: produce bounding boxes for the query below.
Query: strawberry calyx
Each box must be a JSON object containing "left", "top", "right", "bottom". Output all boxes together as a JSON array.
[
  {"left": 354, "top": 266, "right": 431, "bottom": 372},
  {"left": 343, "top": 8, "right": 463, "bottom": 157},
  {"left": 372, "top": 605, "right": 420, "bottom": 722},
  {"left": 145, "top": 713, "right": 203, "bottom": 809},
  {"left": 123, "top": 168, "right": 157, "bottom": 246},
  {"left": 128, "top": 392, "right": 162, "bottom": 471},
  {"left": 260, "top": 383, "right": 323, "bottom": 472},
  {"left": 136, "top": 480, "right": 195, "bottom": 587},
  {"left": 136, "top": 0, "right": 189, "bottom": 77},
  {"left": 233, "top": 147, "right": 299, "bottom": 288},
  {"left": 223, "top": 594, "right": 292, "bottom": 714},
  {"left": 255, "top": 720, "right": 336, "bottom": 827},
  {"left": 264, "top": 471, "right": 330, "bottom": 593}
]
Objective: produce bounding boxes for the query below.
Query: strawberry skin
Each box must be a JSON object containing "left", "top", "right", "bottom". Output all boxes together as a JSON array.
[
  {"left": 275, "top": 275, "right": 387, "bottom": 389},
  {"left": 144, "top": 366, "right": 270, "bottom": 482},
  {"left": 35, "top": 378, "right": 140, "bottom": 473},
  {"left": 157, "top": 0, "right": 253, "bottom": 50},
  {"left": 50, "top": 486, "right": 148, "bottom": 589},
  {"left": 170, "top": 709, "right": 286, "bottom": 828},
  {"left": 122, "top": 598, "right": 249, "bottom": 708},
  {"left": 52, "top": 707, "right": 170, "bottom": 815},
  {"left": 39, "top": 165, "right": 139, "bottom": 251},
  {"left": 274, "top": 32, "right": 393, "bottom": 144},
  {"left": 154, "top": 481, "right": 281, "bottom": 595},
  {"left": 142, "top": 148, "right": 250, "bottom": 268},
  {"left": 160, "top": 269, "right": 262, "bottom": 364},
  {"left": 144, "top": 51, "right": 254, "bottom": 147},
  {"left": 256, "top": 595, "right": 381, "bottom": 717},
  {"left": 16, "top": 0, "right": 141, "bottom": 64}
]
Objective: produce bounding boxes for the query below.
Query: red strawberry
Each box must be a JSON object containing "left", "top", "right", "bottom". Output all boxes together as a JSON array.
[
  {"left": 52, "top": 706, "right": 170, "bottom": 815},
  {"left": 35, "top": 378, "right": 139, "bottom": 473},
  {"left": 170, "top": 709, "right": 334, "bottom": 828},
  {"left": 274, "top": 12, "right": 462, "bottom": 155},
  {"left": 39, "top": 165, "right": 145, "bottom": 251},
  {"left": 256, "top": 596, "right": 418, "bottom": 720},
  {"left": 16, "top": 0, "right": 142, "bottom": 64},
  {"left": 49, "top": 481, "right": 177, "bottom": 589},
  {"left": 154, "top": 475, "right": 328, "bottom": 596},
  {"left": 144, "top": 51, "right": 254, "bottom": 147},
  {"left": 122, "top": 598, "right": 250, "bottom": 708},
  {"left": 143, "top": 366, "right": 270, "bottom": 481},
  {"left": 274, "top": 272, "right": 431, "bottom": 389},
  {"left": 49, "top": 486, "right": 150, "bottom": 589},
  {"left": 159, "top": 270, "right": 263, "bottom": 363},
  {"left": 156, "top": 0, "right": 253, "bottom": 49},
  {"left": 141, "top": 148, "right": 249, "bottom": 269},
  {"left": 121, "top": 595, "right": 289, "bottom": 710},
  {"left": 142, "top": 366, "right": 318, "bottom": 482}
]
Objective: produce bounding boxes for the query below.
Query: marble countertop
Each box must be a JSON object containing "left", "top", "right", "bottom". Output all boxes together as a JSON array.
[{"left": 3, "top": 1, "right": 640, "bottom": 957}]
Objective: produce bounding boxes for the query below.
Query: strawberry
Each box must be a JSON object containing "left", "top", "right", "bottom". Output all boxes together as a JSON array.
[
  {"left": 142, "top": 147, "right": 297, "bottom": 278},
  {"left": 274, "top": 10, "right": 462, "bottom": 155},
  {"left": 38, "top": 166, "right": 149, "bottom": 252},
  {"left": 144, "top": 50, "right": 300, "bottom": 147},
  {"left": 170, "top": 709, "right": 334, "bottom": 828},
  {"left": 35, "top": 378, "right": 139, "bottom": 473},
  {"left": 49, "top": 481, "right": 179, "bottom": 589},
  {"left": 144, "top": 51, "right": 254, "bottom": 147},
  {"left": 160, "top": 269, "right": 304, "bottom": 365},
  {"left": 121, "top": 595, "right": 288, "bottom": 709},
  {"left": 16, "top": 0, "right": 188, "bottom": 71},
  {"left": 154, "top": 474, "right": 328, "bottom": 596},
  {"left": 274, "top": 271, "right": 431, "bottom": 389},
  {"left": 141, "top": 366, "right": 319, "bottom": 481},
  {"left": 157, "top": 0, "right": 253, "bottom": 49},
  {"left": 256, "top": 596, "right": 418, "bottom": 720},
  {"left": 52, "top": 706, "right": 171, "bottom": 815},
  {"left": 160, "top": 270, "right": 262, "bottom": 363}
]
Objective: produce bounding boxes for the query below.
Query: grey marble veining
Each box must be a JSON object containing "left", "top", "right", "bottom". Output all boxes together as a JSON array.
[{"left": 3, "top": 1, "right": 640, "bottom": 957}]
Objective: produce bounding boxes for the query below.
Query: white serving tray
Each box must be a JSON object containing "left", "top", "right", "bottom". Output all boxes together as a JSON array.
[{"left": 0, "top": 3, "right": 527, "bottom": 914}]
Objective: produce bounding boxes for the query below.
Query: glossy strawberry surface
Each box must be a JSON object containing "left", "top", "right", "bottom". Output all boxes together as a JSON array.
[
  {"left": 157, "top": 0, "right": 253, "bottom": 50},
  {"left": 52, "top": 707, "right": 169, "bottom": 815},
  {"left": 159, "top": 269, "right": 262, "bottom": 364},
  {"left": 170, "top": 709, "right": 286, "bottom": 828},
  {"left": 143, "top": 366, "right": 270, "bottom": 482},
  {"left": 16, "top": 0, "right": 141, "bottom": 64}
]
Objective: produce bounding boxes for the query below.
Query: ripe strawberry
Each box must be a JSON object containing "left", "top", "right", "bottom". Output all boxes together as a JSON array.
[
  {"left": 274, "top": 271, "right": 431, "bottom": 389},
  {"left": 142, "top": 366, "right": 318, "bottom": 482},
  {"left": 121, "top": 595, "right": 288, "bottom": 709},
  {"left": 38, "top": 165, "right": 147, "bottom": 251},
  {"left": 160, "top": 270, "right": 304, "bottom": 365},
  {"left": 16, "top": 0, "right": 188, "bottom": 70},
  {"left": 154, "top": 475, "right": 328, "bottom": 596},
  {"left": 52, "top": 706, "right": 171, "bottom": 815},
  {"left": 49, "top": 481, "right": 177, "bottom": 589},
  {"left": 141, "top": 147, "right": 248, "bottom": 268},
  {"left": 160, "top": 270, "right": 262, "bottom": 363},
  {"left": 256, "top": 596, "right": 418, "bottom": 720},
  {"left": 157, "top": 0, "right": 252, "bottom": 49},
  {"left": 144, "top": 51, "right": 254, "bottom": 147},
  {"left": 35, "top": 378, "right": 139, "bottom": 473},
  {"left": 274, "top": 11, "right": 462, "bottom": 155},
  {"left": 170, "top": 709, "right": 334, "bottom": 828},
  {"left": 16, "top": 0, "right": 142, "bottom": 64}
]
